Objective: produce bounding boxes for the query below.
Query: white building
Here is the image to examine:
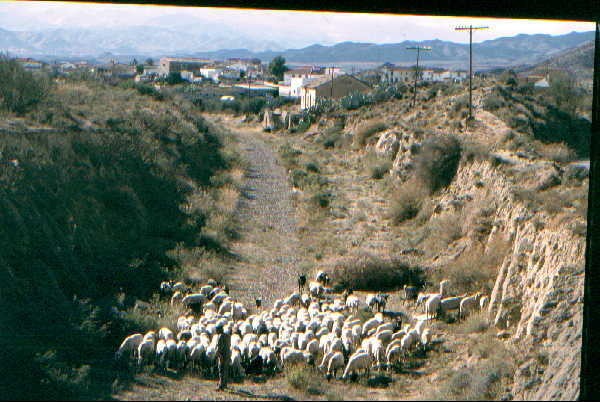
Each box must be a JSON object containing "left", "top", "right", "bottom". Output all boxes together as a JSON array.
[
  {"left": 199, "top": 67, "right": 224, "bottom": 82},
  {"left": 180, "top": 70, "right": 194, "bottom": 82},
  {"left": 380, "top": 66, "right": 414, "bottom": 83}
]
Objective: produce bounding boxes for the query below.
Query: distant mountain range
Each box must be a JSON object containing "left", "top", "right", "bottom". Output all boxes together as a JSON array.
[{"left": 0, "top": 26, "right": 594, "bottom": 70}]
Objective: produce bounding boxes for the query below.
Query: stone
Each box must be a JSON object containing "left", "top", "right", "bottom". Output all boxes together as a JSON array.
[{"left": 374, "top": 130, "right": 400, "bottom": 159}]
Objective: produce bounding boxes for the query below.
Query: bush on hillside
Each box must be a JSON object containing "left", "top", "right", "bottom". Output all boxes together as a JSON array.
[
  {"left": 331, "top": 254, "right": 425, "bottom": 291},
  {"left": 414, "top": 134, "right": 462, "bottom": 193}
]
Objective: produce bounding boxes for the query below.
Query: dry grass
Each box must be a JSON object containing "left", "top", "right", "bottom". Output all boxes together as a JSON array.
[
  {"left": 420, "top": 212, "right": 465, "bottom": 254},
  {"left": 389, "top": 179, "right": 428, "bottom": 225},
  {"left": 354, "top": 120, "right": 387, "bottom": 147},
  {"left": 285, "top": 365, "right": 324, "bottom": 396},
  {"left": 431, "top": 237, "right": 510, "bottom": 295}
]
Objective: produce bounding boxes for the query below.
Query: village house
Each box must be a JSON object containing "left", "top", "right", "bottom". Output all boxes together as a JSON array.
[
  {"left": 381, "top": 64, "right": 467, "bottom": 84},
  {"left": 16, "top": 58, "right": 43, "bottom": 70},
  {"left": 380, "top": 65, "right": 414, "bottom": 83},
  {"left": 199, "top": 66, "right": 224, "bottom": 82},
  {"left": 159, "top": 57, "right": 212, "bottom": 76},
  {"left": 280, "top": 66, "right": 343, "bottom": 98},
  {"left": 226, "top": 58, "right": 261, "bottom": 72},
  {"left": 300, "top": 74, "right": 371, "bottom": 110}
]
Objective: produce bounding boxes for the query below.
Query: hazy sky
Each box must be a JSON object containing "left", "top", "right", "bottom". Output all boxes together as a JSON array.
[{"left": 0, "top": 1, "right": 595, "bottom": 48}]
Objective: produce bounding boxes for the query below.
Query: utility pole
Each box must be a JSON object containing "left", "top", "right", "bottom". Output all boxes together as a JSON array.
[
  {"left": 330, "top": 65, "right": 335, "bottom": 98},
  {"left": 406, "top": 45, "right": 431, "bottom": 108},
  {"left": 455, "top": 25, "right": 489, "bottom": 121},
  {"left": 247, "top": 70, "right": 251, "bottom": 99}
]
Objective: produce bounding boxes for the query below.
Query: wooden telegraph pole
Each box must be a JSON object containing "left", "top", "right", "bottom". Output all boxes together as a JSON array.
[
  {"left": 406, "top": 45, "right": 431, "bottom": 108},
  {"left": 455, "top": 25, "right": 489, "bottom": 121}
]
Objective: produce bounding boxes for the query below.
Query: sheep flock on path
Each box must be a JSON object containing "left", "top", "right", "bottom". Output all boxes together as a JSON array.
[{"left": 116, "top": 271, "right": 488, "bottom": 383}]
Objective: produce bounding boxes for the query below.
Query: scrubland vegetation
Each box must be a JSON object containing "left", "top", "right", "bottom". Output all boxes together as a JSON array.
[{"left": 0, "top": 58, "right": 241, "bottom": 399}]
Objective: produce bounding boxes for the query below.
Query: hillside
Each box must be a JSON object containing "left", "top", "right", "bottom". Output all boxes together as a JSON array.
[
  {"left": 0, "top": 60, "right": 243, "bottom": 400},
  {"left": 530, "top": 40, "right": 594, "bottom": 82}
]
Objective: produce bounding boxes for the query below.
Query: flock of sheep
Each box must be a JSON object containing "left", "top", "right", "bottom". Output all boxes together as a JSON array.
[{"left": 116, "top": 272, "right": 489, "bottom": 383}]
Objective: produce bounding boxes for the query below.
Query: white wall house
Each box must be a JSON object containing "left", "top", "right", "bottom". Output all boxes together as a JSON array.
[
  {"left": 381, "top": 66, "right": 414, "bottom": 83},
  {"left": 199, "top": 67, "right": 224, "bottom": 82},
  {"left": 220, "top": 68, "right": 241, "bottom": 80},
  {"left": 180, "top": 70, "right": 194, "bottom": 82}
]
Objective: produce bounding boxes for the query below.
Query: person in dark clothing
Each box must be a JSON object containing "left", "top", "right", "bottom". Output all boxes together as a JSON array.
[{"left": 215, "top": 323, "right": 231, "bottom": 391}]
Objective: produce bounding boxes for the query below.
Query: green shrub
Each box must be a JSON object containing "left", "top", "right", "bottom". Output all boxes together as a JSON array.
[
  {"left": 311, "top": 190, "right": 333, "bottom": 208},
  {"left": 0, "top": 56, "right": 50, "bottom": 114},
  {"left": 331, "top": 254, "right": 425, "bottom": 291},
  {"left": 482, "top": 95, "right": 505, "bottom": 111},
  {"left": 370, "top": 161, "right": 391, "bottom": 179},
  {"left": 414, "top": 134, "right": 462, "bottom": 193}
]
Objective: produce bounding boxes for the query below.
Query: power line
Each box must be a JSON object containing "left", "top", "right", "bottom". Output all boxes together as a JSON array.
[
  {"left": 455, "top": 25, "right": 489, "bottom": 121},
  {"left": 406, "top": 45, "right": 432, "bottom": 108}
]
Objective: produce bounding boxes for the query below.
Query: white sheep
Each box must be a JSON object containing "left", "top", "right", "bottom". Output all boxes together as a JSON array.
[
  {"left": 365, "top": 294, "right": 378, "bottom": 311},
  {"left": 188, "top": 344, "right": 205, "bottom": 374},
  {"left": 259, "top": 346, "right": 277, "bottom": 372},
  {"left": 370, "top": 338, "right": 386, "bottom": 370},
  {"left": 137, "top": 338, "right": 155, "bottom": 369},
  {"left": 155, "top": 339, "right": 168, "bottom": 371},
  {"left": 281, "top": 349, "right": 305, "bottom": 367},
  {"left": 362, "top": 316, "right": 381, "bottom": 337},
  {"left": 420, "top": 328, "right": 432, "bottom": 349},
  {"left": 386, "top": 345, "right": 402, "bottom": 369},
  {"left": 309, "top": 281, "right": 324, "bottom": 298},
  {"left": 326, "top": 352, "right": 345, "bottom": 379},
  {"left": 172, "top": 281, "right": 188, "bottom": 293},
  {"left": 230, "top": 347, "right": 244, "bottom": 378},
  {"left": 170, "top": 291, "right": 184, "bottom": 306},
  {"left": 414, "top": 320, "right": 426, "bottom": 336},
  {"left": 116, "top": 333, "right": 143, "bottom": 362},
  {"left": 425, "top": 293, "right": 441, "bottom": 320},
  {"left": 391, "top": 330, "right": 406, "bottom": 342},
  {"left": 440, "top": 296, "right": 462, "bottom": 314},
  {"left": 158, "top": 327, "right": 174, "bottom": 341},
  {"left": 341, "top": 352, "right": 372, "bottom": 380},
  {"left": 479, "top": 295, "right": 489, "bottom": 311},
  {"left": 439, "top": 279, "right": 450, "bottom": 298},
  {"left": 459, "top": 292, "right": 482, "bottom": 320}
]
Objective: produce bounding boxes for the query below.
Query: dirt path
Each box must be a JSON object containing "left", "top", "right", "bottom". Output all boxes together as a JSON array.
[{"left": 205, "top": 114, "right": 302, "bottom": 307}]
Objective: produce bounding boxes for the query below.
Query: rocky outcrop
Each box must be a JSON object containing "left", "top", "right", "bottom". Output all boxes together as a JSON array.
[
  {"left": 374, "top": 130, "right": 400, "bottom": 159},
  {"left": 440, "top": 158, "right": 586, "bottom": 400},
  {"left": 391, "top": 132, "right": 422, "bottom": 180}
]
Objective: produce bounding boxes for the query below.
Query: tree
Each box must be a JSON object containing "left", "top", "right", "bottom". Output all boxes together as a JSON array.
[
  {"left": 136, "top": 64, "right": 144, "bottom": 75},
  {"left": 502, "top": 69, "right": 518, "bottom": 89},
  {"left": 166, "top": 72, "right": 183, "bottom": 85},
  {"left": 145, "top": 58, "right": 154, "bottom": 66},
  {"left": 0, "top": 56, "right": 50, "bottom": 115},
  {"left": 549, "top": 70, "right": 581, "bottom": 116},
  {"left": 268, "top": 56, "right": 288, "bottom": 81}
]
